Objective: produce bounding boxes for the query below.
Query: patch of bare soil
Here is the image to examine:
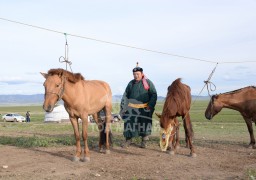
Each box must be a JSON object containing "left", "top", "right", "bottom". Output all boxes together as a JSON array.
[{"left": 0, "top": 138, "right": 256, "bottom": 180}]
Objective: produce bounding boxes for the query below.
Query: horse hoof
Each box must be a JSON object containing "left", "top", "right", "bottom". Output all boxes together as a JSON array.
[
  {"left": 81, "top": 157, "right": 90, "bottom": 162},
  {"left": 167, "top": 151, "right": 175, "bottom": 155},
  {"left": 105, "top": 150, "right": 111, "bottom": 154},
  {"left": 99, "top": 149, "right": 104, "bottom": 153},
  {"left": 72, "top": 156, "right": 80, "bottom": 162},
  {"left": 175, "top": 145, "right": 180, "bottom": 150},
  {"left": 191, "top": 153, "right": 197, "bottom": 158},
  {"left": 247, "top": 145, "right": 253, "bottom": 149}
]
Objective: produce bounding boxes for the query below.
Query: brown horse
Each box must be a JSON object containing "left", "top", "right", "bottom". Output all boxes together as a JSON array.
[
  {"left": 41, "top": 68, "right": 112, "bottom": 162},
  {"left": 205, "top": 86, "right": 256, "bottom": 148},
  {"left": 157, "top": 78, "right": 196, "bottom": 157}
]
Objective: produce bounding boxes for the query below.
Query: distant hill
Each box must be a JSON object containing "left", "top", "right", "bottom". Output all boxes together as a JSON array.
[
  {"left": 0, "top": 94, "right": 44, "bottom": 105},
  {"left": 0, "top": 94, "right": 209, "bottom": 105}
]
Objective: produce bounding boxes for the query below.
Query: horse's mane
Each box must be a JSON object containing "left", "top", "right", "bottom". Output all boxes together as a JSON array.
[
  {"left": 220, "top": 86, "right": 256, "bottom": 95},
  {"left": 48, "top": 68, "right": 84, "bottom": 83},
  {"left": 163, "top": 78, "right": 188, "bottom": 118}
]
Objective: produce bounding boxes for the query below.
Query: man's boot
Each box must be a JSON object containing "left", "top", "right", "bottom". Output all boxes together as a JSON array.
[
  {"left": 121, "top": 138, "right": 132, "bottom": 148},
  {"left": 141, "top": 136, "right": 149, "bottom": 148}
]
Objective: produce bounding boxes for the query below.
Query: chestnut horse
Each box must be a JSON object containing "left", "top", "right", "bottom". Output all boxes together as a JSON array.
[
  {"left": 41, "top": 68, "right": 112, "bottom": 162},
  {"left": 157, "top": 78, "right": 196, "bottom": 157},
  {"left": 205, "top": 86, "right": 256, "bottom": 148}
]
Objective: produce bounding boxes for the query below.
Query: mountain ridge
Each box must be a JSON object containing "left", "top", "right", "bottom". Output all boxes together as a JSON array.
[{"left": 0, "top": 94, "right": 209, "bottom": 105}]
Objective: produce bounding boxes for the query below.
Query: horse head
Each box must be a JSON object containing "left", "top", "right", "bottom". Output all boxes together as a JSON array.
[
  {"left": 155, "top": 113, "right": 178, "bottom": 151},
  {"left": 41, "top": 71, "right": 65, "bottom": 112},
  {"left": 205, "top": 95, "right": 223, "bottom": 120}
]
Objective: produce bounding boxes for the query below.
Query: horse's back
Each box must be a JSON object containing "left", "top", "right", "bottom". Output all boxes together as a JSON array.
[
  {"left": 241, "top": 87, "right": 256, "bottom": 116},
  {"left": 81, "top": 80, "right": 112, "bottom": 102},
  {"left": 247, "top": 87, "right": 256, "bottom": 98},
  {"left": 170, "top": 78, "right": 191, "bottom": 102},
  {"left": 74, "top": 80, "right": 111, "bottom": 114},
  {"left": 181, "top": 82, "right": 191, "bottom": 111},
  {"left": 164, "top": 78, "right": 191, "bottom": 116},
  {"left": 183, "top": 83, "right": 191, "bottom": 103},
  {"left": 83, "top": 80, "right": 111, "bottom": 93}
]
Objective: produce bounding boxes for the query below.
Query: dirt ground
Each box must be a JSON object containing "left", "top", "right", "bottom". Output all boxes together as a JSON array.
[{"left": 0, "top": 136, "right": 256, "bottom": 180}]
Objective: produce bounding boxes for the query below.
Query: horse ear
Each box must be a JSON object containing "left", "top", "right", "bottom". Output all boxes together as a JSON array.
[
  {"left": 59, "top": 70, "right": 64, "bottom": 77},
  {"left": 67, "top": 74, "right": 76, "bottom": 83},
  {"left": 155, "top": 112, "right": 162, "bottom": 119},
  {"left": 212, "top": 94, "right": 219, "bottom": 100},
  {"left": 40, "top": 72, "right": 48, "bottom": 79}
]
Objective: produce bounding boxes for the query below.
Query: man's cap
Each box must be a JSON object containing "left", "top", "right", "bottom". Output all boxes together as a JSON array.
[{"left": 132, "top": 62, "right": 143, "bottom": 72}]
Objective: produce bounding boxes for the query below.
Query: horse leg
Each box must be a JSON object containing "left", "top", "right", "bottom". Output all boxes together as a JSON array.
[
  {"left": 183, "top": 119, "right": 189, "bottom": 148},
  {"left": 70, "top": 117, "right": 82, "bottom": 162},
  {"left": 174, "top": 118, "right": 180, "bottom": 150},
  {"left": 184, "top": 114, "right": 196, "bottom": 157},
  {"left": 167, "top": 133, "right": 175, "bottom": 155},
  {"left": 172, "top": 134, "right": 176, "bottom": 147},
  {"left": 93, "top": 113, "right": 104, "bottom": 153},
  {"left": 244, "top": 117, "right": 255, "bottom": 148},
  {"left": 104, "top": 105, "right": 112, "bottom": 154},
  {"left": 81, "top": 115, "right": 90, "bottom": 162}
]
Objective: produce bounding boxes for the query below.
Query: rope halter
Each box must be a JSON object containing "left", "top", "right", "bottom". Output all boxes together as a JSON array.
[{"left": 45, "top": 75, "right": 66, "bottom": 102}]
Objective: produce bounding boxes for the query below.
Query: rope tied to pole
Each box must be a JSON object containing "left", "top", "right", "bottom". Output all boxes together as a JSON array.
[
  {"left": 204, "top": 63, "right": 218, "bottom": 97},
  {"left": 190, "top": 62, "right": 218, "bottom": 109},
  {"left": 204, "top": 80, "right": 216, "bottom": 96},
  {"left": 59, "top": 33, "right": 73, "bottom": 72}
]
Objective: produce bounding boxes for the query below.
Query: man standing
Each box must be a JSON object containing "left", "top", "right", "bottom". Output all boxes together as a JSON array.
[
  {"left": 26, "top": 111, "right": 30, "bottom": 122},
  {"left": 120, "top": 63, "right": 157, "bottom": 148}
]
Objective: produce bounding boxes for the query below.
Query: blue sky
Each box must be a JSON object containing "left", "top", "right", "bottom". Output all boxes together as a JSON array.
[{"left": 0, "top": 0, "right": 256, "bottom": 96}]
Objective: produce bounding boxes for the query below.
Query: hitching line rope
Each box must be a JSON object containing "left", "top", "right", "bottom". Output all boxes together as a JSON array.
[{"left": 1, "top": 17, "right": 255, "bottom": 64}]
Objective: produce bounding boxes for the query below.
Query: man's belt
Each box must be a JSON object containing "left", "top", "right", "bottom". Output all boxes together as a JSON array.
[{"left": 128, "top": 103, "right": 148, "bottom": 108}]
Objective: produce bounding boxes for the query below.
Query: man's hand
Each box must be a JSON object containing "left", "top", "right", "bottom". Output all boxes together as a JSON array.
[
  {"left": 144, "top": 106, "right": 151, "bottom": 112},
  {"left": 119, "top": 109, "right": 127, "bottom": 115}
]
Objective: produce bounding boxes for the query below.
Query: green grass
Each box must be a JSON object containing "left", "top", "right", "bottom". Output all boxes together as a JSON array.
[
  {"left": 0, "top": 101, "right": 253, "bottom": 179},
  {"left": 0, "top": 101, "right": 250, "bottom": 148},
  {"left": 246, "top": 169, "right": 256, "bottom": 180},
  {"left": 0, "top": 101, "right": 243, "bottom": 123},
  {"left": 0, "top": 135, "right": 74, "bottom": 147}
]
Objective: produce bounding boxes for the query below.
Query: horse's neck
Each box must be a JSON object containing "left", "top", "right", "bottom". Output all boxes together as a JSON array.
[
  {"left": 61, "top": 82, "right": 81, "bottom": 106},
  {"left": 219, "top": 93, "right": 242, "bottom": 111}
]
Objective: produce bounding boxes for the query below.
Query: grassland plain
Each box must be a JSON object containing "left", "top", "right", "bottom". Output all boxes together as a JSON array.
[{"left": 0, "top": 101, "right": 255, "bottom": 179}]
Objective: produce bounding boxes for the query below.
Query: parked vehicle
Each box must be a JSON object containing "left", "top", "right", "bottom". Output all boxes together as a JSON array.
[
  {"left": 111, "top": 113, "right": 122, "bottom": 122},
  {"left": 97, "top": 110, "right": 122, "bottom": 123},
  {"left": 2, "top": 113, "right": 26, "bottom": 122}
]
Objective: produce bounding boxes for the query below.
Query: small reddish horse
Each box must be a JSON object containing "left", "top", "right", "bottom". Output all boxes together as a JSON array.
[
  {"left": 41, "top": 68, "right": 112, "bottom": 162},
  {"left": 205, "top": 86, "right": 256, "bottom": 148},
  {"left": 157, "top": 78, "right": 196, "bottom": 157}
]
